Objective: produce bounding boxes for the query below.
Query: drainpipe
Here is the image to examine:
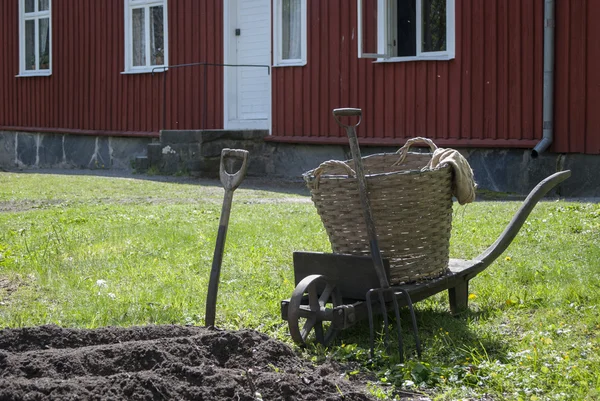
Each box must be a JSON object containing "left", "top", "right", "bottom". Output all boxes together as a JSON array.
[{"left": 532, "top": 0, "right": 555, "bottom": 158}]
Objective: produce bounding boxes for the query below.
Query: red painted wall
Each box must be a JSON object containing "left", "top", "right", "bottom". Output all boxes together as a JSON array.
[
  {"left": 1, "top": 1, "right": 598, "bottom": 154},
  {"left": 554, "top": 0, "right": 600, "bottom": 154},
  {"left": 0, "top": 0, "right": 223, "bottom": 136},
  {"left": 270, "top": 0, "right": 599, "bottom": 155}
]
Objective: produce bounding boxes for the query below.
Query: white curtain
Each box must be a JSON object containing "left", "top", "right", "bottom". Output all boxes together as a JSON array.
[
  {"left": 132, "top": 8, "right": 146, "bottom": 66},
  {"left": 283, "top": 0, "right": 301, "bottom": 60}
]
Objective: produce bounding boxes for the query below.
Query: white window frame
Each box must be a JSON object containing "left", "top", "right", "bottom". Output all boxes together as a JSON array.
[
  {"left": 357, "top": 0, "right": 455, "bottom": 62},
  {"left": 273, "top": 0, "right": 307, "bottom": 67},
  {"left": 123, "top": 0, "right": 168, "bottom": 74},
  {"left": 18, "top": 0, "right": 52, "bottom": 77}
]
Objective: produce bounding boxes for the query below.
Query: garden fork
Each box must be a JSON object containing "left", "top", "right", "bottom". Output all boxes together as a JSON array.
[{"left": 332, "top": 108, "right": 421, "bottom": 361}]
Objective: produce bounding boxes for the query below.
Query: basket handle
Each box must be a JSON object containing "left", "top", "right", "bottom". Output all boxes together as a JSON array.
[
  {"left": 308, "top": 160, "right": 356, "bottom": 188},
  {"left": 394, "top": 137, "right": 438, "bottom": 166},
  {"left": 313, "top": 160, "right": 356, "bottom": 179}
]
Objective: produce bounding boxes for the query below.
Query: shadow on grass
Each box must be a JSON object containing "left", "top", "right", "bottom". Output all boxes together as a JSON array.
[{"left": 309, "top": 305, "right": 509, "bottom": 366}]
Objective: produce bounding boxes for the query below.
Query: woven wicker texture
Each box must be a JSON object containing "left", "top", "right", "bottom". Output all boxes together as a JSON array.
[{"left": 305, "top": 139, "right": 454, "bottom": 285}]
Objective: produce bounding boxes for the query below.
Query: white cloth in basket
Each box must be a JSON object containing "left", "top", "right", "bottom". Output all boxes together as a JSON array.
[{"left": 425, "top": 148, "right": 477, "bottom": 205}]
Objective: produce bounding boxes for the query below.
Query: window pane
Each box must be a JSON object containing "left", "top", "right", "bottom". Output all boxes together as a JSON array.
[
  {"left": 422, "top": 0, "right": 446, "bottom": 52},
  {"left": 396, "top": 0, "right": 416, "bottom": 57},
  {"left": 39, "top": 18, "right": 50, "bottom": 69},
  {"left": 132, "top": 7, "right": 146, "bottom": 67},
  {"left": 25, "top": 20, "right": 35, "bottom": 70},
  {"left": 360, "top": 0, "right": 379, "bottom": 56},
  {"left": 281, "top": 0, "right": 301, "bottom": 60},
  {"left": 150, "top": 6, "right": 164, "bottom": 65},
  {"left": 38, "top": 0, "right": 50, "bottom": 12},
  {"left": 25, "top": 0, "right": 35, "bottom": 13}
]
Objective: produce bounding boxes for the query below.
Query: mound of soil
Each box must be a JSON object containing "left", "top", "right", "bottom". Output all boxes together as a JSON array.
[{"left": 0, "top": 325, "right": 375, "bottom": 400}]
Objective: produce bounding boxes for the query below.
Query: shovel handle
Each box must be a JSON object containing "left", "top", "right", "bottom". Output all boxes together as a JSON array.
[
  {"left": 220, "top": 148, "right": 249, "bottom": 191},
  {"left": 333, "top": 108, "right": 362, "bottom": 129}
]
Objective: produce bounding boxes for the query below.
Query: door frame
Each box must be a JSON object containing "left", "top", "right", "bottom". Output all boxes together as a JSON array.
[{"left": 223, "top": 0, "right": 272, "bottom": 131}]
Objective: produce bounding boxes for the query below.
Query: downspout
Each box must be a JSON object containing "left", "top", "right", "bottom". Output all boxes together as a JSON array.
[{"left": 532, "top": 0, "right": 555, "bottom": 158}]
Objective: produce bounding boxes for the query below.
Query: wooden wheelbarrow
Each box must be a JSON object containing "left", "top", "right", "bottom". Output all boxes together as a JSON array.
[{"left": 280, "top": 169, "right": 571, "bottom": 355}]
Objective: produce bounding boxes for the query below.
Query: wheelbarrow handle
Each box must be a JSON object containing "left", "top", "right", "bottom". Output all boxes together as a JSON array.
[
  {"left": 332, "top": 108, "right": 362, "bottom": 129},
  {"left": 220, "top": 148, "right": 249, "bottom": 192}
]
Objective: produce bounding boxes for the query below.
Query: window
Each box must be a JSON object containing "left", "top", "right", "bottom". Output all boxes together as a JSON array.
[
  {"left": 19, "top": 0, "right": 52, "bottom": 75},
  {"left": 357, "top": 0, "right": 454, "bottom": 61},
  {"left": 124, "top": 0, "right": 168, "bottom": 72},
  {"left": 273, "top": 0, "right": 307, "bottom": 66}
]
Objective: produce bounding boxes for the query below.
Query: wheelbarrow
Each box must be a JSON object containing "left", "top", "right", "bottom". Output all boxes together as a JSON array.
[{"left": 280, "top": 112, "right": 571, "bottom": 357}]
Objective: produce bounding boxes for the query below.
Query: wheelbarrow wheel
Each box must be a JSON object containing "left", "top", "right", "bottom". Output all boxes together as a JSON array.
[{"left": 287, "top": 274, "right": 342, "bottom": 346}]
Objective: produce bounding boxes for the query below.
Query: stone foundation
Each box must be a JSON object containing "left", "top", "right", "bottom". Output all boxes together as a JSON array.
[{"left": 1, "top": 129, "right": 598, "bottom": 197}]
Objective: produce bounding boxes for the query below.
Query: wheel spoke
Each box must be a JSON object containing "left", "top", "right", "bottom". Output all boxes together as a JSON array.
[
  {"left": 314, "top": 322, "right": 324, "bottom": 344},
  {"left": 318, "top": 284, "right": 334, "bottom": 306},
  {"left": 308, "top": 284, "right": 320, "bottom": 312},
  {"left": 297, "top": 305, "right": 315, "bottom": 319},
  {"left": 300, "top": 317, "right": 316, "bottom": 340}
]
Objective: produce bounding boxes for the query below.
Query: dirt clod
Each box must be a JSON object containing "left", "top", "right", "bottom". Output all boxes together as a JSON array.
[{"left": 0, "top": 324, "right": 376, "bottom": 400}]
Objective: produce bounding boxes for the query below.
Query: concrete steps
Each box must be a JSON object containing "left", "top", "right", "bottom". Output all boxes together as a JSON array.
[{"left": 135, "top": 129, "right": 269, "bottom": 177}]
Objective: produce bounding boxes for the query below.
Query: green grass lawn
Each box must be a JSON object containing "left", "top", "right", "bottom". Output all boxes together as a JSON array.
[{"left": 0, "top": 171, "right": 598, "bottom": 400}]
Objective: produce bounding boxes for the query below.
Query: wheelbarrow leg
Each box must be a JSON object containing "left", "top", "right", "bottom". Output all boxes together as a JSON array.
[{"left": 448, "top": 280, "right": 469, "bottom": 316}]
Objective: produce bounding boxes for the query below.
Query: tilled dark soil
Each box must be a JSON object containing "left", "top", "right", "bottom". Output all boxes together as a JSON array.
[{"left": 0, "top": 324, "right": 376, "bottom": 401}]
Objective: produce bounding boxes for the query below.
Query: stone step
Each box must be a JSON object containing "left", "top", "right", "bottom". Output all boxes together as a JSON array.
[{"left": 133, "top": 156, "right": 149, "bottom": 172}]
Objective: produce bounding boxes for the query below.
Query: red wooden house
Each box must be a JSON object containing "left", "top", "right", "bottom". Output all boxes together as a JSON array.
[{"left": 0, "top": 1, "right": 598, "bottom": 189}]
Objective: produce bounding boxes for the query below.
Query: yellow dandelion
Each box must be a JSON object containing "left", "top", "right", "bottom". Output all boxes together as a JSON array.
[
  {"left": 468, "top": 293, "right": 477, "bottom": 300},
  {"left": 505, "top": 256, "right": 512, "bottom": 261}
]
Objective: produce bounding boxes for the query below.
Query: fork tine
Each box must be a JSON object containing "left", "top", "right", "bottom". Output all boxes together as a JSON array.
[
  {"left": 397, "top": 289, "right": 422, "bottom": 358},
  {"left": 377, "top": 290, "right": 390, "bottom": 351},
  {"left": 390, "top": 292, "right": 405, "bottom": 363},
  {"left": 366, "top": 289, "right": 376, "bottom": 359}
]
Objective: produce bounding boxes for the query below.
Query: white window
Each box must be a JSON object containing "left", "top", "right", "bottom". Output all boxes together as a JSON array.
[
  {"left": 357, "top": 0, "right": 455, "bottom": 61},
  {"left": 19, "top": 0, "right": 52, "bottom": 76},
  {"left": 273, "top": 0, "right": 307, "bottom": 66},
  {"left": 124, "top": 0, "right": 168, "bottom": 73}
]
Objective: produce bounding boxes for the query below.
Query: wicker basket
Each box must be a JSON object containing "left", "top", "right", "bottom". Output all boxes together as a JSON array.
[{"left": 304, "top": 138, "right": 454, "bottom": 285}]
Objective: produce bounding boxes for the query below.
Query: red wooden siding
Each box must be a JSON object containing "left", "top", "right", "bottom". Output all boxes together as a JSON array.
[
  {"left": 270, "top": 0, "right": 598, "bottom": 155},
  {"left": 0, "top": 0, "right": 223, "bottom": 136},
  {"left": 554, "top": 0, "right": 600, "bottom": 154}
]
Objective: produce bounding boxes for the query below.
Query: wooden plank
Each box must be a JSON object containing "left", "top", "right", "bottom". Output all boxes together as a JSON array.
[
  {"left": 483, "top": 0, "right": 497, "bottom": 140},
  {"left": 384, "top": 64, "right": 396, "bottom": 138},
  {"left": 436, "top": 62, "right": 449, "bottom": 140},
  {"left": 396, "top": 64, "right": 407, "bottom": 137},
  {"left": 586, "top": 0, "right": 600, "bottom": 154},
  {"left": 308, "top": 0, "right": 320, "bottom": 138},
  {"left": 521, "top": 0, "right": 535, "bottom": 140},
  {"left": 415, "top": 63, "right": 428, "bottom": 137},
  {"left": 507, "top": 0, "right": 522, "bottom": 140},
  {"left": 425, "top": 62, "right": 437, "bottom": 138},
  {"left": 447, "top": 0, "right": 462, "bottom": 140},
  {"left": 460, "top": 0, "right": 472, "bottom": 139},
  {"left": 533, "top": 0, "right": 544, "bottom": 142},
  {"left": 405, "top": 63, "right": 416, "bottom": 137},
  {"left": 568, "top": 0, "right": 587, "bottom": 153},
  {"left": 319, "top": 0, "right": 330, "bottom": 137},
  {"left": 264, "top": 135, "right": 541, "bottom": 148},
  {"left": 553, "top": 0, "right": 570, "bottom": 152},
  {"left": 293, "top": 252, "right": 391, "bottom": 301},
  {"left": 470, "top": 0, "right": 485, "bottom": 139},
  {"left": 293, "top": 68, "right": 304, "bottom": 135}
]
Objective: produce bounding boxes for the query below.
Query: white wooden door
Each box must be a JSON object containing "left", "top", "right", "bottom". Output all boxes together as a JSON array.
[{"left": 224, "top": 0, "right": 271, "bottom": 130}]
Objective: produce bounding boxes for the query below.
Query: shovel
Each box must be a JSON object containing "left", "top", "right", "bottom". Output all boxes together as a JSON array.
[
  {"left": 332, "top": 108, "right": 421, "bottom": 361},
  {"left": 205, "top": 148, "right": 249, "bottom": 327}
]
